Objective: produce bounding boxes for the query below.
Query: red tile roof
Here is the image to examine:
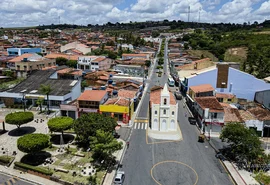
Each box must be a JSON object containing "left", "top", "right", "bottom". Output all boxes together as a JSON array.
[
  {"left": 189, "top": 84, "right": 214, "bottom": 93},
  {"left": 248, "top": 106, "right": 270, "bottom": 121},
  {"left": 150, "top": 88, "right": 176, "bottom": 105},
  {"left": 77, "top": 90, "right": 107, "bottom": 101},
  {"left": 223, "top": 107, "right": 243, "bottom": 123},
  {"left": 9, "top": 53, "right": 33, "bottom": 62},
  {"left": 195, "top": 97, "right": 224, "bottom": 112},
  {"left": 216, "top": 93, "right": 235, "bottom": 99},
  {"left": 104, "top": 97, "right": 130, "bottom": 106},
  {"left": 118, "top": 90, "right": 137, "bottom": 99},
  {"left": 45, "top": 53, "right": 81, "bottom": 61}
]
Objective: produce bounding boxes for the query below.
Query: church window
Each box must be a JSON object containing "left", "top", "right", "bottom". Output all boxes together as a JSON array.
[
  {"left": 172, "top": 111, "right": 174, "bottom": 115},
  {"left": 155, "top": 110, "right": 157, "bottom": 115},
  {"left": 163, "top": 109, "right": 166, "bottom": 114},
  {"left": 164, "top": 98, "right": 167, "bottom": 105}
]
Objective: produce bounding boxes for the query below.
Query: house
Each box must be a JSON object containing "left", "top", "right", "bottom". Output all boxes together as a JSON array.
[
  {"left": 122, "top": 53, "right": 150, "bottom": 60},
  {"left": 193, "top": 97, "right": 224, "bottom": 130},
  {"left": 181, "top": 63, "right": 270, "bottom": 101},
  {"left": 99, "top": 89, "right": 136, "bottom": 124},
  {"left": 77, "top": 56, "right": 112, "bottom": 71},
  {"left": 150, "top": 84, "right": 178, "bottom": 131},
  {"left": 7, "top": 48, "right": 46, "bottom": 56},
  {"left": 188, "top": 84, "right": 214, "bottom": 100},
  {"left": 118, "top": 44, "right": 134, "bottom": 51},
  {"left": 56, "top": 68, "right": 83, "bottom": 80},
  {"left": 60, "top": 90, "right": 109, "bottom": 119},
  {"left": 255, "top": 90, "right": 270, "bottom": 110},
  {"left": 7, "top": 53, "right": 56, "bottom": 77},
  {"left": 216, "top": 93, "right": 237, "bottom": 103},
  {"left": 0, "top": 70, "right": 81, "bottom": 109},
  {"left": 175, "top": 58, "right": 214, "bottom": 71},
  {"left": 45, "top": 53, "right": 81, "bottom": 61},
  {"left": 60, "top": 42, "right": 91, "bottom": 55},
  {"left": 114, "top": 64, "right": 145, "bottom": 77}
]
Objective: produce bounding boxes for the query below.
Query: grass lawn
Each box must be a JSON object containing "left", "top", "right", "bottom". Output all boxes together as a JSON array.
[
  {"left": 0, "top": 78, "right": 25, "bottom": 90},
  {"left": 187, "top": 50, "right": 219, "bottom": 62},
  {"left": 254, "top": 171, "right": 270, "bottom": 185}
]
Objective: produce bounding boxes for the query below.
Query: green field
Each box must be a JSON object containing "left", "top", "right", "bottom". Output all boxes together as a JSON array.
[{"left": 187, "top": 50, "right": 218, "bottom": 62}]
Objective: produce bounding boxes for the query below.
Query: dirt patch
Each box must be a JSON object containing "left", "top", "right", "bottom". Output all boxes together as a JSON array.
[{"left": 224, "top": 47, "right": 247, "bottom": 63}]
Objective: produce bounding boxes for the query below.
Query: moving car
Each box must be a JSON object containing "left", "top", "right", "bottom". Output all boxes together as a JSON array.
[
  {"left": 188, "top": 117, "right": 196, "bottom": 125},
  {"left": 114, "top": 171, "right": 125, "bottom": 184},
  {"left": 174, "top": 92, "right": 182, "bottom": 100},
  {"left": 215, "top": 152, "right": 226, "bottom": 161}
]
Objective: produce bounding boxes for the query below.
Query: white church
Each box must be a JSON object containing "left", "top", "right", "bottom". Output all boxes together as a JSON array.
[{"left": 150, "top": 84, "right": 178, "bottom": 131}]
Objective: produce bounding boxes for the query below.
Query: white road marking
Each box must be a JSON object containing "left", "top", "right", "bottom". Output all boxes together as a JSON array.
[
  {"left": 137, "top": 123, "right": 141, "bottom": 129},
  {"left": 145, "top": 123, "right": 148, "bottom": 129},
  {"left": 134, "top": 122, "right": 137, "bottom": 129}
]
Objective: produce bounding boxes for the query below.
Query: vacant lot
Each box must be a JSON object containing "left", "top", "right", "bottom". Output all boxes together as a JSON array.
[
  {"left": 187, "top": 50, "right": 218, "bottom": 62},
  {"left": 224, "top": 47, "right": 247, "bottom": 63}
]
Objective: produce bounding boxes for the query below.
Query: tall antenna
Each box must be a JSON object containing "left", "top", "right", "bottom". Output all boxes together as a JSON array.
[
  {"left": 59, "top": 16, "right": 60, "bottom": 25},
  {"left": 188, "top": 6, "right": 190, "bottom": 22}
]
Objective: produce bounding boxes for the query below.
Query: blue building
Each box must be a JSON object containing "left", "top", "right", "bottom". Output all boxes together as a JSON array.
[
  {"left": 181, "top": 63, "right": 270, "bottom": 101},
  {"left": 7, "top": 48, "right": 45, "bottom": 56}
]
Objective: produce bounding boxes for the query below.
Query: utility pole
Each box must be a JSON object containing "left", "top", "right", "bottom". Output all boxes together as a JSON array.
[
  {"left": 198, "top": 7, "right": 201, "bottom": 23},
  {"left": 188, "top": 6, "right": 190, "bottom": 22}
]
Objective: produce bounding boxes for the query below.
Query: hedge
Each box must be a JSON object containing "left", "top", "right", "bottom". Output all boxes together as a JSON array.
[
  {"left": 0, "top": 156, "right": 14, "bottom": 164},
  {"left": 14, "top": 162, "right": 53, "bottom": 176},
  {"left": 47, "top": 117, "right": 74, "bottom": 133}
]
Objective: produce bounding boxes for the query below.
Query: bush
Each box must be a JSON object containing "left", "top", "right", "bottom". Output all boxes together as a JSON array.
[
  {"left": 0, "top": 156, "right": 14, "bottom": 164},
  {"left": 47, "top": 117, "right": 74, "bottom": 134},
  {"left": 5, "top": 111, "right": 34, "bottom": 128},
  {"left": 14, "top": 162, "right": 53, "bottom": 176}
]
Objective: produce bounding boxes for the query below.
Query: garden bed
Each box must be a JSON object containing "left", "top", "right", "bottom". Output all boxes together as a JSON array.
[{"left": 0, "top": 155, "right": 15, "bottom": 166}]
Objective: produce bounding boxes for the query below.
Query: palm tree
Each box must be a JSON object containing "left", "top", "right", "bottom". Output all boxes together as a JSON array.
[{"left": 39, "top": 84, "right": 52, "bottom": 114}]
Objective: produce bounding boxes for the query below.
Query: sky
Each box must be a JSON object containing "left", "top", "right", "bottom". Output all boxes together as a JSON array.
[{"left": 0, "top": 0, "right": 270, "bottom": 27}]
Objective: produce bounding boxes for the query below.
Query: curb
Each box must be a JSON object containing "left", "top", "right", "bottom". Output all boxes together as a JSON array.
[{"left": 0, "top": 170, "right": 43, "bottom": 185}]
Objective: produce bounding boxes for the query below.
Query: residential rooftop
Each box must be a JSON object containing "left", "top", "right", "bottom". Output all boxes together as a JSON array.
[
  {"left": 194, "top": 97, "right": 224, "bottom": 112},
  {"left": 189, "top": 84, "right": 215, "bottom": 93},
  {"left": 77, "top": 90, "right": 107, "bottom": 102}
]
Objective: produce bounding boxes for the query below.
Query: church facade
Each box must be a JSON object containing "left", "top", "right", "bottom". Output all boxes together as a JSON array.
[{"left": 150, "top": 84, "right": 178, "bottom": 131}]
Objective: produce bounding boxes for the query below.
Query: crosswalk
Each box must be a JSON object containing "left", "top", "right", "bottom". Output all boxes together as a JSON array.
[
  {"left": 0, "top": 176, "right": 20, "bottom": 185},
  {"left": 133, "top": 122, "right": 148, "bottom": 130}
]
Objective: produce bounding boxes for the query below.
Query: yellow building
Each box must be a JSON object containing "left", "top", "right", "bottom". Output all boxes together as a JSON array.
[
  {"left": 99, "top": 97, "right": 134, "bottom": 124},
  {"left": 216, "top": 93, "right": 237, "bottom": 103}
]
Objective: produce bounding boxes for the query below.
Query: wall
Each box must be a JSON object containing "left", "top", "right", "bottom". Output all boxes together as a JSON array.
[
  {"left": 7, "top": 48, "right": 42, "bottom": 56},
  {"left": 187, "top": 67, "right": 270, "bottom": 101},
  {"left": 255, "top": 90, "right": 270, "bottom": 109},
  {"left": 71, "top": 80, "right": 81, "bottom": 101}
]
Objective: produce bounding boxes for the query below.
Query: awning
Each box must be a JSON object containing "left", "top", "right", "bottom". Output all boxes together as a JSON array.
[{"left": 25, "top": 94, "right": 45, "bottom": 99}]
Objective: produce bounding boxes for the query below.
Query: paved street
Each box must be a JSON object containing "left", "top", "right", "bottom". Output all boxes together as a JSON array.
[
  {"left": 0, "top": 173, "right": 34, "bottom": 185},
  {"left": 121, "top": 38, "right": 233, "bottom": 185}
]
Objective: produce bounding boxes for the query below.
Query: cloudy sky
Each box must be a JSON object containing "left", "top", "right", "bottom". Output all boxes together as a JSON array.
[{"left": 0, "top": 0, "right": 269, "bottom": 27}]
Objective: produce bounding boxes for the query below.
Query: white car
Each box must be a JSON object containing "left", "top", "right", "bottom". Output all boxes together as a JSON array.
[{"left": 114, "top": 171, "right": 125, "bottom": 184}]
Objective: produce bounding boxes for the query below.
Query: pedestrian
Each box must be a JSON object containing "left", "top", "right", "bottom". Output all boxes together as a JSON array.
[
  {"left": 185, "top": 112, "right": 187, "bottom": 117},
  {"left": 127, "top": 141, "right": 130, "bottom": 148}
]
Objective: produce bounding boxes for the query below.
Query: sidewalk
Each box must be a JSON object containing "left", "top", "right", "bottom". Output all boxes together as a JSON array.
[
  {"left": 102, "top": 139, "right": 126, "bottom": 185},
  {"left": 0, "top": 165, "right": 61, "bottom": 185}
]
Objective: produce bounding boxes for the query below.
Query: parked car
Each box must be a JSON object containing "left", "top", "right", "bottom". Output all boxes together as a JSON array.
[
  {"left": 188, "top": 117, "right": 196, "bottom": 125},
  {"left": 114, "top": 171, "right": 125, "bottom": 184},
  {"left": 215, "top": 152, "right": 226, "bottom": 161},
  {"left": 174, "top": 92, "right": 182, "bottom": 100}
]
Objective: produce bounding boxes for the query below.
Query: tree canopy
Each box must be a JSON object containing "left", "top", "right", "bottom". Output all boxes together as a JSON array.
[
  {"left": 5, "top": 111, "right": 34, "bottom": 128},
  {"left": 47, "top": 116, "right": 74, "bottom": 135},
  {"left": 220, "top": 122, "right": 263, "bottom": 170},
  {"left": 17, "top": 133, "right": 50, "bottom": 154},
  {"left": 90, "top": 129, "right": 122, "bottom": 162},
  {"left": 56, "top": 57, "right": 68, "bottom": 66},
  {"left": 39, "top": 84, "right": 52, "bottom": 114},
  {"left": 73, "top": 113, "right": 117, "bottom": 145}
]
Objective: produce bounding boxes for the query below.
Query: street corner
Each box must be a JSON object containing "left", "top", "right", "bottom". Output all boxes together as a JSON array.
[
  {"left": 150, "top": 161, "right": 198, "bottom": 185},
  {"left": 146, "top": 123, "right": 183, "bottom": 144}
]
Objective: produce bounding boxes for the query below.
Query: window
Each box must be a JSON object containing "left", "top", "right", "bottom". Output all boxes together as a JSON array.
[
  {"left": 164, "top": 98, "right": 167, "bottom": 105},
  {"left": 227, "top": 99, "right": 232, "bottom": 102},
  {"left": 217, "top": 98, "right": 223, "bottom": 102},
  {"left": 155, "top": 110, "right": 157, "bottom": 115},
  {"left": 172, "top": 111, "right": 174, "bottom": 115},
  {"left": 213, "top": 113, "right": 217, "bottom": 118},
  {"left": 163, "top": 109, "right": 166, "bottom": 114}
]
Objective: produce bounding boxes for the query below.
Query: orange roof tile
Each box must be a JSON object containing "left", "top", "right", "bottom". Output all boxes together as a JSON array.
[
  {"left": 77, "top": 90, "right": 107, "bottom": 101},
  {"left": 93, "top": 57, "right": 106, "bottom": 62},
  {"left": 104, "top": 97, "right": 130, "bottom": 106},
  {"left": 189, "top": 84, "right": 214, "bottom": 93},
  {"left": 150, "top": 88, "right": 176, "bottom": 105},
  {"left": 9, "top": 53, "right": 33, "bottom": 62},
  {"left": 45, "top": 53, "right": 81, "bottom": 61},
  {"left": 118, "top": 90, "right": 137, "bottom": 99},
  {"left": 223, "top": 107, "right": 243, "bottom": 123},
  {"left": 216, "top": 93, "right": 235, "bottom": 99},
  {"left": 122, "top": 53, "right": 148, "bottom": 57},
  {"left": 194, "top": 97, "right": 224, "bottom": 112},
  {"left": 248, "top": 106, "right": 270, "bottom": 121}
]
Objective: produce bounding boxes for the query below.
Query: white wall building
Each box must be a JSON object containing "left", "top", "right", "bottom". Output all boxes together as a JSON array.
[
  {"left": 77, "top": 56, "right": 112, "bottom": 71},
  {"left": 150, "top": 84, "right": 178, "bottom": 131},
  {"left": 61, "top": 41, "right": 91, "bottom": 54}
]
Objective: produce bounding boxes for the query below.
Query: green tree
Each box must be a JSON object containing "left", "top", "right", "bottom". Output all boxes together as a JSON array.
[
  {"left": 3, "top": 70, "right": 14, "bottom": 78},
  {"left": 108, "top": 51, "right": 117, "bottom": 59},
  {"left": 39, "top": 84, "right": 52, "bottom": 114},
  {"left": 17, "top": 133, "right": 50, "bottom": 154},
  {"left": 151, "top": 31, "right": 160, "bottom": 38},
  {"left": 66, "top": 60, "right": 77, "bottom": 68},
  {"left": 73, "top": 113, "right": 117, "bottom": 146},
  {"left": 220, "top": 122, "right": 263, "bottom": 170},
  {"left": 5, "top": 111, "right": 34, "bottom": 128},
  {"left": 145, "top": 60, "right": 151, "bottom": 68},
  {"left": 36, "top": 97, "right": 44, "bottom": 112},
  {"left": 47, "top": 117, "right": 74, "bottom": 137},
  {"left": 56, "top": 57, "right": 68, "bottom": 66},
  {"left": 90, "top": 129, "right": 122, "bottom": 162}
]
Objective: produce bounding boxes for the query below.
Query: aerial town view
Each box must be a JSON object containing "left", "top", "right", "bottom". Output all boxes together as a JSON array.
[{"left": 0, "top": 0, "right": 270, "bottom": 185}]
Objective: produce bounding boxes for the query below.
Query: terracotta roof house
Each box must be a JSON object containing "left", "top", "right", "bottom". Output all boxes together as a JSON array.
[{"left": 188, "top": 84, "right": 215, "bottom": 100}]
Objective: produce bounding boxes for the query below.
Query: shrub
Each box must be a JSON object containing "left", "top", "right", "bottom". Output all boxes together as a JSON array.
[
  {"left": 14, "top": 162, "right": 53, "bottom": 176},
  {"left": 5, "top": 111, "right": 34, "bottom": 128},
  {"left": 47, "top": 117, "right": 74, "bottom": 135},
  {"left": 0, "top": 156, "right": 14, "bottom": 164}
]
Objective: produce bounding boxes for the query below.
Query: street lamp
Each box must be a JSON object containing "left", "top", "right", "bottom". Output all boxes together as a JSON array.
[{"left": 20, "top": 89, "right": 27, "bottom": 112}]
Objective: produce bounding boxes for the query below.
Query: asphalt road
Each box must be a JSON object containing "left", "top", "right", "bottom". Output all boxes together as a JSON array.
[
  {"left": 121, "top": 38, "right": 233, "bottom": 185},
  {"left": 0, "top": 173, "right": 34, "bottom": 185}
]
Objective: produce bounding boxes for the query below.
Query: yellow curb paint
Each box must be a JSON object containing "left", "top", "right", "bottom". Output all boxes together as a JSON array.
[
  {"left": 150, "top": 161, "right": 199, "bottom": 185},
  {"left": 218, "top": 159, "right": 237, "bottom": 185}
]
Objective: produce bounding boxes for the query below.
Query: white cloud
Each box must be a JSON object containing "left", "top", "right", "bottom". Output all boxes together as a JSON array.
[{"left": 0, "top": 0, "right": 269, "bottom": 27}]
